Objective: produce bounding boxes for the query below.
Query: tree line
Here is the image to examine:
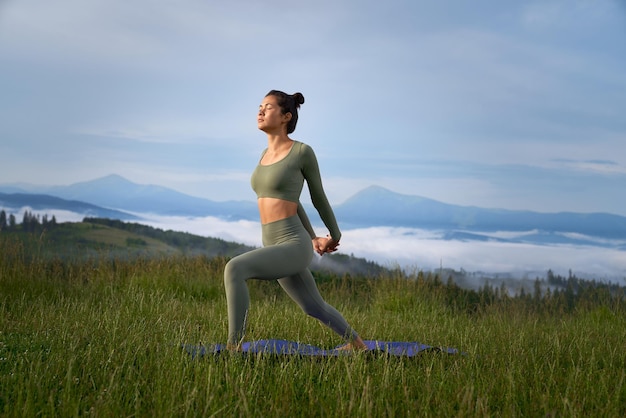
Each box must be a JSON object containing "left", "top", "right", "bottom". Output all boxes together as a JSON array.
[
  {"left": 436, "top": 269, "right": 626, "bottom": 315},
  {"left": 311, "top": 266, "right": 626, "bottom": 318},
  {"left": 0, "top": 209, "right": 57, "bottom": 233}
]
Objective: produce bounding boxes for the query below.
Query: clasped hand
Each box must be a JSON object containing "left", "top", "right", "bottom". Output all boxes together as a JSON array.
[{"left": 313, "top": 235, "right": 340, "bottom": 256}]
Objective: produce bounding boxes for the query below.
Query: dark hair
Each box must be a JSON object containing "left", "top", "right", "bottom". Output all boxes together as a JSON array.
[{"left": 265, "top": 90, "right": 305, "bottom": 134}]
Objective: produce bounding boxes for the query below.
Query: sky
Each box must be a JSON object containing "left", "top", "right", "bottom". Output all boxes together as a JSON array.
[
  {"left": 1, "top": 0, "right": 626, "bottom": 216},
  {"left": 2, "top": 0, "right": 626, "bottom": 282}
]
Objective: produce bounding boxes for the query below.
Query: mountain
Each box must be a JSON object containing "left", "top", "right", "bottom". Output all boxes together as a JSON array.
[
  {"left": 335, "top": 185, "right": 458, "bottom": 228},
  {"left": 2, "top": 176, "right": 626, "bottom": 247},
  {"left": 334, "top": 185, "right": 626, "bottom": 240},
  {"left": 0, "top": 192, "right": 140, "bottom": 220},
  {"left": 0, "top": 217, "right": 388, "bottom": 277},
  {"left": 2, "top": 174, "right": 258, "bottom": 220}
]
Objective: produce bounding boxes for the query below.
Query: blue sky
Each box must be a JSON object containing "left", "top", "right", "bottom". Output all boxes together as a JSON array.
[{"left": 1, "top": 0, "right": 626, "bottom": 215}]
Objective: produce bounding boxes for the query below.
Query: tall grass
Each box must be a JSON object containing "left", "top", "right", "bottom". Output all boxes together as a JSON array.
[{"left": 1, "top": 237, "right": 625, "bottom": 416}]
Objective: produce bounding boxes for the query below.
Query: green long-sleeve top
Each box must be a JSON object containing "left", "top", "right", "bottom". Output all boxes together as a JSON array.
[{"left": 250, "top": 141, "right": 341, "bottom": 241}]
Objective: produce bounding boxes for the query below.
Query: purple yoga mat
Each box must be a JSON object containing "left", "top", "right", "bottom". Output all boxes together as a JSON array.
[{"left": 183, "top": 339, "right": 460, "bottom": 358}]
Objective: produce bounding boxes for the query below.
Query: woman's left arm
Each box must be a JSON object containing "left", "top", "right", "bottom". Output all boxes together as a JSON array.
[{"left": 300, "top": 144, "right": 342, "bottom": 242}]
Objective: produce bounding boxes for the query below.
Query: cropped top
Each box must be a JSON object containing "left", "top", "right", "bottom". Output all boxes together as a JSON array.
[{"left": 250, "top": 141, "right": 341, "bottom": 241}]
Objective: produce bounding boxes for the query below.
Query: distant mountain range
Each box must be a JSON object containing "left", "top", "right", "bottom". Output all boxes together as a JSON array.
[
  {"left": 334, "top": 186, "right": 626, "bottom": 244},
  {"left": 0, "top": 191, "right": 140, "bottom": 220},
  {"left": 2, "top": 174, "right": 625, "bottom": 249},
  {"left": 0, "top": 174, "right": 257, "bottom": 220}
]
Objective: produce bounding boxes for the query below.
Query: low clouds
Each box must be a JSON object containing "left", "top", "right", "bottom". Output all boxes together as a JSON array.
[
  {"left": 340, "top": 226, "right": 626, "bottom": 280},
  {"left": 136, "top": 213, "right": 626, "bottom": 282},
  {"left": 8, "top": 205, "right": 625, "bottom": 283}
]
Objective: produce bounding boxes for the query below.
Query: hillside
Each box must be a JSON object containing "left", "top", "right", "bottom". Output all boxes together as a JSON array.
[
  {"left": 0, "top": 217, "right": 388, "bottom": 277},
  {"left": 1, "top": 218, "right": 254, "bottom": 261}
]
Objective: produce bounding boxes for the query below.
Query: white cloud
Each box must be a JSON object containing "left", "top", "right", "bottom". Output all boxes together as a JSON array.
[
  {"left": 339, "top": 227, "right": 626, "bottom": 278},
  {"left": 135, "top": 215, "right": 626, "bottom": 281},
  {"left": 137, "top": 213, "right": 262, "bottom": 247},
  {"left": 551, "top": 159, "right": 626, "bottom": 176}
]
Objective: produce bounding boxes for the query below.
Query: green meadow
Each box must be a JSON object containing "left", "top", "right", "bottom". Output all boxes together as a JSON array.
[{"left": 1, "top": 230, "right": 626, "bottom": 417}]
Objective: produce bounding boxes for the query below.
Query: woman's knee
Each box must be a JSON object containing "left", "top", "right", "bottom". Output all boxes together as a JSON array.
[{"left": 224, "top": 258, "right": 246, "bottom": 286}]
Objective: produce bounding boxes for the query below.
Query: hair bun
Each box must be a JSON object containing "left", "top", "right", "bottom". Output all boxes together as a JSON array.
[{"left": 292, "top": 92, "right": 305, "bottom": 107}]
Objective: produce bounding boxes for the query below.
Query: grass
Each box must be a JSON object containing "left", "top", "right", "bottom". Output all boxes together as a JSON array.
[{"left": 1, "top": 238, "right": 625, "bottom": 417}]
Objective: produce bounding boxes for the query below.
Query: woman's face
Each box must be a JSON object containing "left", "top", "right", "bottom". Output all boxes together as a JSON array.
[{"left": 257, "top": 95, "right": 290, "bottom": 133}]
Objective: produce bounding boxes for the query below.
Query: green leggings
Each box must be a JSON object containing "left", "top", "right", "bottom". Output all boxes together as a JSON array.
[{"left": 224, "top": 215, "right": 359, "bottom": 345}]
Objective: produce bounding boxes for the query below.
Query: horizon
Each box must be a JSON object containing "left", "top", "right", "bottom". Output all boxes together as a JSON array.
[
  {"left": 2, "top": 1, "right": 626, "bottom": 217},
  {"left": 3, "top": 203, "right": 625, "bottom": 284},
  {"left": 4, "top": 172, "right": 626, "bottom": 217}
]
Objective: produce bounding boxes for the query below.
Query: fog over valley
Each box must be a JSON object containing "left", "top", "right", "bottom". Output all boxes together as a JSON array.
[{"left": 17, "top": 208, "right": 626, "bottom": 285}]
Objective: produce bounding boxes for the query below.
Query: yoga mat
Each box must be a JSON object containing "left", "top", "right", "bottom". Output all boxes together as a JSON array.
[{"left": 183, "top": 339, "right": 460, "bottom": 358}]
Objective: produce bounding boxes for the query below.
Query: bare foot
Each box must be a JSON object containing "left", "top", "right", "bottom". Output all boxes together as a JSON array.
[
  {"left": 336, "top": 337, "right": 368, "bottom": 351},
  {"left": 226, "top": 343, "right": 242, "bottom": 352}
]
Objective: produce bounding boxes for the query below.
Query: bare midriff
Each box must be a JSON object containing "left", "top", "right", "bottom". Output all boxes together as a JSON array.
[{"left": 258, "top": 197, "right": 298, "bottom": 224}]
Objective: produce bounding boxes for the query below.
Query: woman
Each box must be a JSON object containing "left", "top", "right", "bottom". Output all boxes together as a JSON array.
[{"left": 224, "top": 90, "right": 366, "bottom": 351}]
